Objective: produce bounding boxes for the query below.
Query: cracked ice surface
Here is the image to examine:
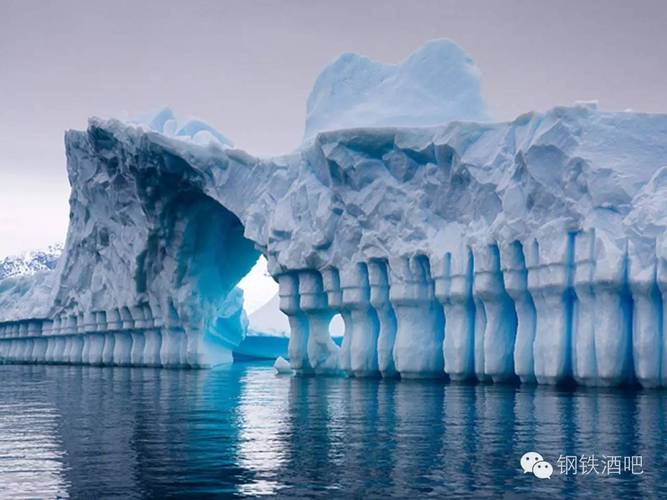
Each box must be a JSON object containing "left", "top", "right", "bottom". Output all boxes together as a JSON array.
[{"left": 2, "top": 41, "right": 667, "bottom": 386}]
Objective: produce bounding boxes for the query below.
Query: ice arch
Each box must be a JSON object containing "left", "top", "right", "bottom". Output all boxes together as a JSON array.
[
  {"left": 0, "top": 123, "right": 265, "bottom": 368},
  {"left": 161, "top": 191, "right": 261, "bottom": 365}
]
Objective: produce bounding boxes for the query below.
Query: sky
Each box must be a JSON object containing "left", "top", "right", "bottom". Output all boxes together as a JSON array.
[{"left": 1, "top": 0, "right": 667, "bottom": 260}]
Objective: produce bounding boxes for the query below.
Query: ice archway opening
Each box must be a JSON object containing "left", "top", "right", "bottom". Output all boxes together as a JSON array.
[{"left": 143, "top": 185, "right": 264, "bottom": 366}]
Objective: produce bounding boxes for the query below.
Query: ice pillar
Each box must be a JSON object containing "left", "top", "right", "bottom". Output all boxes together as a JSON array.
[
  {"left": 572, "top": 231, "right": 598, "bottom": 385},
  {"left": 279, "top": 273, "right": 310, "bottom": 374},
  {"left": 160, "top": 302, "right": 186, "bottom": 367},
  {"left": 389, "top": 256, "right": 444, "bottom": 378},
  {"left": 653, "top": 237, "right": 667, "bottom": 387},
  {"left": 630, "top": 242, "right": 662, "bottom": 388},
  {"left": 573, "top": 232, "right": 632, "bottom": 386},
  {"left": 434, "top": 249, "right": 475, "bottom": 381},
  {"left": 500, "top": 242, "right": 536, "bottom": 383},
  {"left": 526, "top": 234, "right": 574, "bottom": 384},
  {"left": 300, "top": 270, "right": 339, "bottom": 374},
  {"left": 368, "top": 260, "right": 397, "bottom": 377},
  {"left": 473, "top": 244, "right": 517, "bottom": 383},
  {"left": 340, "top": 263, "right": 379, "bottom": 377}
]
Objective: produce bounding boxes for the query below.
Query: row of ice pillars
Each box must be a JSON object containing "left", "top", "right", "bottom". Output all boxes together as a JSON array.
[{"left": 276, "top": 230, "right": 667, "bottom": 387}]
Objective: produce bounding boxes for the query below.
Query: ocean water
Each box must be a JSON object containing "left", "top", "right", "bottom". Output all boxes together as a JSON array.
[{"left": 0, "top": 362, "right": 665, "bottom": 499}]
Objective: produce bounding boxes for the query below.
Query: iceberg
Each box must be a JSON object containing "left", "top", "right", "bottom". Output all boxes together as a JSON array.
[{"left": 1, "top": 41, "right": 667, "bottom": 388}]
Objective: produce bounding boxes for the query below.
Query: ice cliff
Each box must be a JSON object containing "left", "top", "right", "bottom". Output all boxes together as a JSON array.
[{"left": 2, "top": 40, "right": 667, "bottom": 387}]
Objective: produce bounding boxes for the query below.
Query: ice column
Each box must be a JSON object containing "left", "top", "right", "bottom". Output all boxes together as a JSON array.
[
  {"left": 322, "top": 268, "right": 351, "bottom": 374},
  {"left": 572, "top": 230, "right": 599, "bottom": 385},
  {"left": 142, "top": 304, "right": 162, "bottom": 367},
  {"left": 630, "top": 241, "right": 662, "bottom": 387},
  {"left": 472, "top": 290, "right": 488, "bottom": 382},
  {"left": 580, "top": 234, "right": 632, "bottom": 386},
  {"left": 500, "top": 241, "right": 536, "bottom": 383},
  {"left": 300, "top": 270, "right": 339, "bottom": 374},
  {"left": 657, "top": 239, "right": 667, "bottom": 387},
  {"left": 434, "top": 249, "right": 475, "bottom": 381},
  {"left": 89, "top": 311, "right": 108, "bottom": 364},
  {"left": 368, "top": 260, "right": 397, "bottom": 377},
  {"left": 389, "top": 256, "right": 444, "bottom": 378},
  {"left": 23, "top": 321, "right": 36, "bottom": 362},
  {"left": 280, "top": 273, "right": 310, "bottom": 374},
  {"left": 112, "top": 307, "right": 135, "bottom": 365},
  {"left": 526, "top": 234, "right": 574, "bottom": 384},
  {"left": 473, "top": 244, "right": 517, "bottom": 382},
  {"left": 33, "top": 320, "right": 48, "bottom": 362},
  {"left": 340, "top": 263, "right": 379, "bottom": 377},
  {"left": 595, "top": 257, "right": 633, "bottom": 385},
  {"left": 160, "top": 302, "right": 185, "bottom": 367},
  {"left": 44, "top": 317, "right": 58, "bottom": 363},
  {"left": 129, "top": 305, "right": 147, "bottom": 365}
]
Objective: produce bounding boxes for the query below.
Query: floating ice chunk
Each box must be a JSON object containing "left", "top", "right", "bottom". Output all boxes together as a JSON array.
[{"left": 273, "top": 356, "right": 293, "bottom": 375}]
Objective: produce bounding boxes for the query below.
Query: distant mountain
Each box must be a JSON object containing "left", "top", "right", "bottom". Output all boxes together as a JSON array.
[{"left": 0, "top": 243, "right": 63, "bottom": 280}]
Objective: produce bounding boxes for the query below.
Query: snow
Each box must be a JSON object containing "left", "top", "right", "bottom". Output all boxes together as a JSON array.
[
  {"left": 0, "top": 244, "right": 62, "bottom": 321},
  {"left": 2, "top": 40, "right": 667, "bottom": 385},
  {"left": 0, "top": 244, "right": 63, "bottom": 280}
]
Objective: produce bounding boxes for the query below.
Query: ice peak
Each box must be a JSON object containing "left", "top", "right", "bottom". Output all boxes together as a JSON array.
[{"left": 304, "top": 38, "right": 490, "bottom": 140}]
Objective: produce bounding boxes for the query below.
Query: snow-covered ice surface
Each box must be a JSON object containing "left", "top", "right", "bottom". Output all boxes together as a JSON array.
[{"left": 2, "top": 40, "right": 667, "bottom": 386}]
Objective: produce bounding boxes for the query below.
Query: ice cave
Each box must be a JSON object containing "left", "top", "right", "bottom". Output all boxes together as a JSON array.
[{"left": 2, "top": 39, "right": 667, "bottom": 388}]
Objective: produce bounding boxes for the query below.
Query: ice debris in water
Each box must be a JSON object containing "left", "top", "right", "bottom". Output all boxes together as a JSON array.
[{"left": 273, "top": 356, "right": 293, "bottom": 375}]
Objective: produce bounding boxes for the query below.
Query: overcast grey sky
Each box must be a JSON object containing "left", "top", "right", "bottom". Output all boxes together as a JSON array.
[{"left": 1, "top": 0, "right": 667, "bottom": 256}]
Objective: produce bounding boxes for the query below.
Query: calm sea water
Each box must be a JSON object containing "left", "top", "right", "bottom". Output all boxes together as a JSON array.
[{"left": 0, "top": 362, "right": 665, "bottom": 499}]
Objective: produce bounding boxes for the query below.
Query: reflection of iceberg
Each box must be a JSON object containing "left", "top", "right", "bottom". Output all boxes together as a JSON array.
[
  {"left": 2, "top": 364, "right": 659, "bottom": 497},
  {"left": 236, "top": 366, "right": 291, "bottom": 496},
  {"left": 0, "top": 371, "right": 68, "bottom": 498},
  {"left": 2, "top": 40, "right": 667, "bottom": 387}
]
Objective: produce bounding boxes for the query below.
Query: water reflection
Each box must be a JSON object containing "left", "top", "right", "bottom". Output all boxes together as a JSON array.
[
  {"left": 0, "top": 364, "right": 665, "bottom": 498},
  {"left": 0, "top": 381, "right": 68, "bottom": 499}
]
